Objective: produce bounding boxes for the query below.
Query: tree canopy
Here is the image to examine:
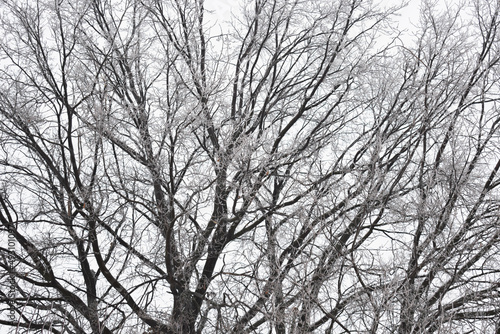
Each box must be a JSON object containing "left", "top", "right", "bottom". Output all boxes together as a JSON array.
[{"left": 1, "top": 0, "right": 500, "bottom": 333}]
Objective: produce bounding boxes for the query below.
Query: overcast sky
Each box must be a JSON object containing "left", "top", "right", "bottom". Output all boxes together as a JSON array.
[{"left": 203, "top": 0, "right": 450, "bottom": 35}]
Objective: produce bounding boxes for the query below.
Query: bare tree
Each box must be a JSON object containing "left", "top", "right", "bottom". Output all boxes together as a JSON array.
[{"left": 1, "top": 0, "right": 499, "bottom": 333}]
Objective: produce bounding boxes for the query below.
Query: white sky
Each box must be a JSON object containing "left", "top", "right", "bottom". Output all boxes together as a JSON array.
[{"left": 204, "top": 0, "right": 454, "bottom": 33}]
